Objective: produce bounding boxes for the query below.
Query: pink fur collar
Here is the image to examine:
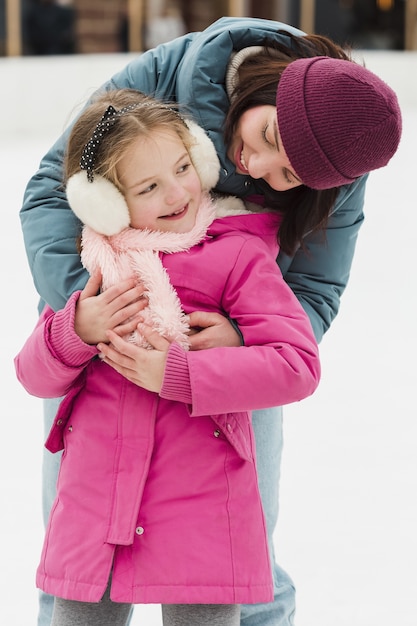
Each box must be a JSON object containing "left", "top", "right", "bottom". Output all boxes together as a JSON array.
[{"left": 81, "top": 194, "right": 217, "bottom": 349}]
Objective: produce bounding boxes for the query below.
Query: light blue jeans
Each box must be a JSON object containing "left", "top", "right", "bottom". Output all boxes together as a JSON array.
[{"left": 38, "top": 399, "right": 295, "bottom": 626}]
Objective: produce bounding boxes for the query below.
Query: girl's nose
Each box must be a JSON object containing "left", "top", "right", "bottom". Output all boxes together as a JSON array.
[{"left": 165, "top": 181, "right": 186, "bottom": 205}]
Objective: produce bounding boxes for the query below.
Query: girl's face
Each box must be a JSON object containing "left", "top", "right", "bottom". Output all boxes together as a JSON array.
[
  {"left": 227, "top": 105, "right": 303, "bottom": 191},
  {"left": 118, "top": 130, "right": 203, "bottom": 233}
]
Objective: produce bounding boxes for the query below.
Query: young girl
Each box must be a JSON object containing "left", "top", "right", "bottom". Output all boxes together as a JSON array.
[{"left": 15, "top": 89, "right": 321, "bottom": 626}]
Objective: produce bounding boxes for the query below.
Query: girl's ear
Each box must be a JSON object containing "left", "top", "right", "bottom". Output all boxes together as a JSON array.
[
  {"left": 66, "top": 172, "right": 131, "bottom": 236},
  {"left": 185, "top": 120, "right": 221, "bottom": 191}
]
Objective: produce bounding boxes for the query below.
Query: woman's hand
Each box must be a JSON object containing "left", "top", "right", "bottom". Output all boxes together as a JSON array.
[
  {"left": 187, "top": 311, "right": 242, "bottom": 350},
  {"left": 97, "top": 323, "right": 170, "bottom": 393},
  {"left": 75, "top": 273, "right": 148, "bottom": 345}
]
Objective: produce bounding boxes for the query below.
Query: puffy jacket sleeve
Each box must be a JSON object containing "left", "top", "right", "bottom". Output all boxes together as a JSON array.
[
  {"left": 160, "top": 235, "right": 321, "bottom": 415},
  {"left": 20, "top": 34, "right": 195, "bottom": 313},
  {"left": 278, "top": 175, "right": 367, "bottom": 343},
  {"left": 14, "top": 291, "right": 98, "bottom": 398},
  {"left": 20, "top": 15, "right": 367, "bottom": 348}
]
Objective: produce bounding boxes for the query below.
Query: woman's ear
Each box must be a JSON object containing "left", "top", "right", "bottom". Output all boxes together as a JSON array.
[{"left": 66, "top": 171, "right": 131, "bottom": 236}]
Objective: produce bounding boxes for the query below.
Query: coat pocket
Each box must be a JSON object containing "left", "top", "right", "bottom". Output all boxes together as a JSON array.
[
  {"left": 44, "top": 372, "right": 86, "bottom": 453},
  {"left": 211, "top": 412, "right": 254, "bottom": 461}
]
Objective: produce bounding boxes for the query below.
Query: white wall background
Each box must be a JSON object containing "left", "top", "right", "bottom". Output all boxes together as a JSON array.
[{"left": 1, "top": 50, "right": 416, "bottom": 625}]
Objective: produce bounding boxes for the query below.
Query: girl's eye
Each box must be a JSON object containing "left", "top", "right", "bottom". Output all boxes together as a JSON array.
[
  {"left": 139, "top": 183, "right": 156, "bottom": 195},
  {"left": 177, "top": 162, "right": 191, "bottom": 174},
  {"left": 283, "top": 169, "right": 293, "bottom": 184}
]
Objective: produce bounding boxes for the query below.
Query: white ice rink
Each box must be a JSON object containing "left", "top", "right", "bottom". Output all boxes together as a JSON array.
[{"left": 1, "top": 49, "right": 416, "bottom": 625}]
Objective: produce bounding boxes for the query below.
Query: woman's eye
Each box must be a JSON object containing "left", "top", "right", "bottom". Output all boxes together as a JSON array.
[
  {"left": 283, "top": 169, "right": 300, "bottom": 186},
  {"left": 262, "top": 124, "right": 272, "bottom": 145}
]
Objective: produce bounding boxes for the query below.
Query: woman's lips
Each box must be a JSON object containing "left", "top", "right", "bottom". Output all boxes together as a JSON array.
[{"left": 234, "top": 144, "right": 249, "bottom": 174}]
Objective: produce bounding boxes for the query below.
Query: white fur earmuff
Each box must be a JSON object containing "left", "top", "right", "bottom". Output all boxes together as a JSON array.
[
  {"left": 186, "top": 120, "right": 220, "bottom": 191},
  {"left": 66, "top": 120, "right": 221, "bottom": 237},
  {"left": 66, "top": 172, "right": 130, "bottom": 236}
]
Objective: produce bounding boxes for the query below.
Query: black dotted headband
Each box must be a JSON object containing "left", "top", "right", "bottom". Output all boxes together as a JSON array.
[
  {"left": 80, "top": 101, "right": 185, "bottom": 183},
  {"left": 80, "top": 103, "right": 139, "bottom": 182}
]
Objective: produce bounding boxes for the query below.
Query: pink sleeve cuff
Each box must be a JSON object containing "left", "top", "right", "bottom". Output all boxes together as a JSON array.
[
  {"left": 160, "top": 342, "right": 192, "bottom": 405},
  {"left": 47, "top": 291, "right": 98, "bottom": 367}
]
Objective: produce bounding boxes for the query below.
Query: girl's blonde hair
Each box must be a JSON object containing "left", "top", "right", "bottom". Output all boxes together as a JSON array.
[{"left": 65, "top": 89, "right": 194, "bottom": 191}]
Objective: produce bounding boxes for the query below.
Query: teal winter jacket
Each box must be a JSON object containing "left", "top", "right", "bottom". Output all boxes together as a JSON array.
[{"left": 20, "top": 17, "right": 366, "bottom": 342}]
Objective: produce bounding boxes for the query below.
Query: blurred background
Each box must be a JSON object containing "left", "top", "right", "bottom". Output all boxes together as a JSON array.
[{"left": 1, "top": 0, "right": 416, "bottom": 57}]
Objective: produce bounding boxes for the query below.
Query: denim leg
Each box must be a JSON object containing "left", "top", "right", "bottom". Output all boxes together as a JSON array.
[
  {"left": 37, "top": 398, "right": 62, "bottom": 626},
  {"left": 241, "top": 407, "right": 296, "bottom": 626}
]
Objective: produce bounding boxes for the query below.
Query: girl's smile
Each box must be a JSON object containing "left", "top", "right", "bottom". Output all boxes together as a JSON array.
[
  {"left": 160, "top": 205, "right": 189, "bottom": 220},
  {"left": 118, "top": 129, "right": 203, "bottom": 233}
]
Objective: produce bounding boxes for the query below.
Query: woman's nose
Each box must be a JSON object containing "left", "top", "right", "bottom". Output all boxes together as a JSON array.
[{"left": 246, "top": 152, "right": 269, "bottom": 180}]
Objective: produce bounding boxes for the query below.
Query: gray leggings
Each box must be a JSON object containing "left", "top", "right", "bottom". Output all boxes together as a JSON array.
[{"left": 51, "top": 583, "right": 240, "bottom": 626}]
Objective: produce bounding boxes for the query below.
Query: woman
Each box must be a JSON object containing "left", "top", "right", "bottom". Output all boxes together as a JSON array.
[{"left": 19, "top": 17, "right": 401, "bottom": 626}]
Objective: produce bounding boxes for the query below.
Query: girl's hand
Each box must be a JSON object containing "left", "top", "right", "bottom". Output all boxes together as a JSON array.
[
  {"left": 75, "top": 273, "right": 148, "bottom": 345},
  {"left": 187, "top": 311, "right": 242, "bottom": 350},
  {"left": 97, "top": 323, "right": 170, "bottom": 393}
]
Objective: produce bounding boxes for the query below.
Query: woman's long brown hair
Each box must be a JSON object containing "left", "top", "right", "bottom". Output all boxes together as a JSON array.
[{"left": 224, "top": 31, "right": 354, "bottom": 256}]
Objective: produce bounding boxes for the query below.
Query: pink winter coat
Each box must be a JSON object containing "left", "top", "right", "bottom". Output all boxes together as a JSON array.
[{"left": 15, "top": 210, "right": 320, "bottom": 605}]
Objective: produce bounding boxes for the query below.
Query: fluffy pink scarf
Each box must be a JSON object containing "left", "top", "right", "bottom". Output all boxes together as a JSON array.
[{"left": 80, "top": 194, "right": 217, "bottom": 350}]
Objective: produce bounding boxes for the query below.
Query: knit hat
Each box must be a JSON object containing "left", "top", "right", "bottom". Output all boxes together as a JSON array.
[{"left": 276, "top": 56, "right": 402, "bottom": 190}]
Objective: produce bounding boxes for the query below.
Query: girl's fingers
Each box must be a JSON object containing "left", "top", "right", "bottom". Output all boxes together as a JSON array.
[
  {"left": 137, "top": 323, "right": 171, "bottom": 351},
  {"left": 111, "top": 298, "right": 148, "bottom": 328},
  {"left": 79, "top": 271, "right": 102, "bottom": 300}
]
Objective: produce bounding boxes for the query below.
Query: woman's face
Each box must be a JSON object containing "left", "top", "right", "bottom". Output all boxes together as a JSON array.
[
  {"left": 118, "top": 130, "right": 203, "bottom": 233},
  {"left": 227, "top": 105, "right": 303, "bottom": 191}
]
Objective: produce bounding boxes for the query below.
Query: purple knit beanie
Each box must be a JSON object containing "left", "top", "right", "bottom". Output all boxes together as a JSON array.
[{"left": 276, "top": 56, "right": 402, "bottom": 190}]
